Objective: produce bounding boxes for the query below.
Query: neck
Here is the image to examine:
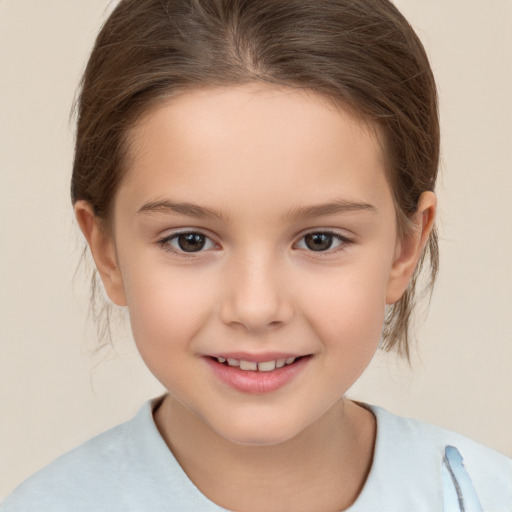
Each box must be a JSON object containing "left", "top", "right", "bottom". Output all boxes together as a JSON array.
[{"left": 154, "top": 395, "right": 376, "bottom": 512}]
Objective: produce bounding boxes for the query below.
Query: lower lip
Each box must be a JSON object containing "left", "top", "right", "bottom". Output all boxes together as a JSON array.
[{"left": 204, "top": 357, "right": 310, "bottom": 394}]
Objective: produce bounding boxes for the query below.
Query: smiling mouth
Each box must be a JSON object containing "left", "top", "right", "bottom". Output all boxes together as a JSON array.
[
  {"left": 210, "top": 355, "right": 308, "bottom": 372},
  {"left": 205, "top": 354, "right": 311, "bottom": 393}
]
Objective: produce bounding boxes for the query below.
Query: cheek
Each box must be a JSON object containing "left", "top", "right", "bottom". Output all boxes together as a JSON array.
[
  {"left": 299, "top": 262, "right": 389, "bottom": 349},
  {"left": 319, "top": 289, "right": 385, "bottom": 355},
  {"left": 122, "top": 264, "right": 216, "bottom": 358},
  {"left": 314, "top": 283, "right": 385, "bottom": 390}
]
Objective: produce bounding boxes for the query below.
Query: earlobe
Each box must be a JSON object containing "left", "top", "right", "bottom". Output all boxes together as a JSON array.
[
  {"left": 74, "top": 201, "right": 127, "bottom": 307},
  {"left": 386, "top": 191, "right": 437, "bottom": 304}
]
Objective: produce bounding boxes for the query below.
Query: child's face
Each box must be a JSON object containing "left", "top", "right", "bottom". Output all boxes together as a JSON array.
[{"left": 87, "top": 85, "right": 421, "bottom": 445}]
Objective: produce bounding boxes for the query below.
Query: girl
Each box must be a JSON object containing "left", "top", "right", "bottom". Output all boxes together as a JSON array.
[{"left": 2, "top": 0, "right": 510, "bottom": 510}]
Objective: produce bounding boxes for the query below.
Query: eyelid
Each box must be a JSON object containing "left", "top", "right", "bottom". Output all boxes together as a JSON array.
[
  {"left": 294, "top": 230, "right": 354, "bottom": 253},
  {"left": 155, "top": 228, "right": 353, "bottom": 256},
  {"left": 157, "top": 229, "right": 219, "bottom": 255}
]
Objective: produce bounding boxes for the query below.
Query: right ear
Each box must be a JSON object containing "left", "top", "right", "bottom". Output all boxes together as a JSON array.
[{"left": 74, "top": 201, "right": 127, "bottom": 307}]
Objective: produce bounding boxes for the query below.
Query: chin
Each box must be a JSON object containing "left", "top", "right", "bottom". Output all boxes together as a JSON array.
[{"left": 209, "top": 412, "right": 308, "bottom": 447}]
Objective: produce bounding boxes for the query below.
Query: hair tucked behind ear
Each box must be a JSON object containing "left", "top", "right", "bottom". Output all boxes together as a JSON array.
[{"left": 72, "top": 0, "right": 439, "bottom": 358}]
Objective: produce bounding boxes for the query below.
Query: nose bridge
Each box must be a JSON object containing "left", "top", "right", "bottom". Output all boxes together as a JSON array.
[{"left": 220, "top": 245, "right": 293, "bottom": 332}]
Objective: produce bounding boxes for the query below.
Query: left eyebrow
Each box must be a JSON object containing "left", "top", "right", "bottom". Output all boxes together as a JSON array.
[{"left": 285, "top": 199, "right": 377, "bottom": 221}]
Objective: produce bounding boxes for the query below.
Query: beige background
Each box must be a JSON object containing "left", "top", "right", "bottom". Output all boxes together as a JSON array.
[{"left": 1, "top": 0, "right": 511, "bottom": 499}]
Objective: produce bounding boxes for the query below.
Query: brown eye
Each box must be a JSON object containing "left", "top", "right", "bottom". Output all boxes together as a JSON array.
[
  {"left": 177, "top": 233, "right": 207, "bottom": 252},
  {"left": 296, "top": 232, "right": 350, "bottom": 253},
  {"left": 159, "top": 231, "right": 216, "bottom": 255},
  {"left": 304, "top": 233, "right": 335, "bottom": 251}
]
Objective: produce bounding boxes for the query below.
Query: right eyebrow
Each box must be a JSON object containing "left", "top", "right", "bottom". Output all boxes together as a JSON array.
[{"left": 137, "top": 200, "right": 227, "bottom": 221}]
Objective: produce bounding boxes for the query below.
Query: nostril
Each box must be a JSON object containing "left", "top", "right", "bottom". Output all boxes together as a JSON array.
[{"left": 218, "top": 280, "right": 294, "bottom": 331}]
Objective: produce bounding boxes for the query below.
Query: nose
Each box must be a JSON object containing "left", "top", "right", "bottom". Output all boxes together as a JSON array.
[{"left": 219, "top": 252, "right": 294, "bottom": 334}]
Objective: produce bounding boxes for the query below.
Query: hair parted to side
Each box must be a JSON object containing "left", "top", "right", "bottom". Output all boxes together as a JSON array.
[{"left": 72, "top": 0, "right": 440, "bottom": 359}]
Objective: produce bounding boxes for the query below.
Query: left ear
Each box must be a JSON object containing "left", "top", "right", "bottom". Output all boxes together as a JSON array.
[{"left": 386, "top": 191, "right": 437, "bottom": 304}]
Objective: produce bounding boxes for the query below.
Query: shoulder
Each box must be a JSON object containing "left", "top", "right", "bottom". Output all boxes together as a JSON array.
[
  {"left": 1, "top": 413, "right": 133, "bottom": 512},
  {"left": 371, "top": 405, "right": 511, "bottom": 472},
  {"left": 1, "top": 398, "right": 227, "bottom": 512},
  {"left": 362, "top": 404, "right": 511, "bottom": 511}
]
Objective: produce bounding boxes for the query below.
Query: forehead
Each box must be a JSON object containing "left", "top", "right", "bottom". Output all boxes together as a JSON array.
[
  {"left": 128, "top": 84, "right": 381, "bottom": 163},
  {"left": 119, "top": 84, "right": 393, "bottom": 220}
]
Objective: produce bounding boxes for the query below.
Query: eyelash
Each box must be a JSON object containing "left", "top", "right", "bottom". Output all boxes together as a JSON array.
[
  {"left": 157, "top": 231, "right": 217, "bottom": 256},
  {"left": 294, "top": 231, "right": 353, "bottom": 254},
  {"left": 157, "top": 230, "right": 353, "bottom": 256}
]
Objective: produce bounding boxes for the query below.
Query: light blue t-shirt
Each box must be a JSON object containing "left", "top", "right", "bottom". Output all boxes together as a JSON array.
[{"left": 2, "top": 396, "right": 511, "bottom": 511}]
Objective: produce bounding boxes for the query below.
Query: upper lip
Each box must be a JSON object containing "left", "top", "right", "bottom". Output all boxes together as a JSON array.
[{"left": 206, "top": 352, "right": 308, "bottom": 363}]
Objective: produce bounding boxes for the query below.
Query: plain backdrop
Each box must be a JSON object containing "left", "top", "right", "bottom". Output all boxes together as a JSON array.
[{"left": 1, "top": 0, "right": 511, "bottom": 499}]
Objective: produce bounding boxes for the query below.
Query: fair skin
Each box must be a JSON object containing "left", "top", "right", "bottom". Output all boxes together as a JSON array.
[{"left": 76, "top": 84, "right": 436, "bottom": 511}]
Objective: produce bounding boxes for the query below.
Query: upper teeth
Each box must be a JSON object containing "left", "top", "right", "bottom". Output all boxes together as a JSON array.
[{"left": 219, "top": 357, "right": 297, "bottom": 372}]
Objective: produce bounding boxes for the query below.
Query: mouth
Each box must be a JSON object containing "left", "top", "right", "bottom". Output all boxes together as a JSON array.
[
  {"left": 210, "top": 355, "right": 307, "bottom": 372},
  {"left": 204, "top": 354, "right": 312, "bottom": 394}
]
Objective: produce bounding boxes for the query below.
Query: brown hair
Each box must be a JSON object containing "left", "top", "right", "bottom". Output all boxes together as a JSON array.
[{"left": 72, "top": 0, "right": 439, "bottom": 358}]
